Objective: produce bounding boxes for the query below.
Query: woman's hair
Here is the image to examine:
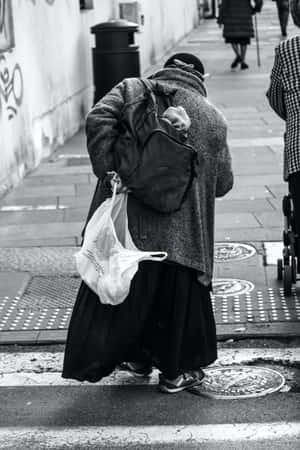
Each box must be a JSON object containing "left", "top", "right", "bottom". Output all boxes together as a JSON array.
[
  {"left": 164, "top": 53, "right": 205, "bottom": 77},
  {"left": 290, "top": 0, "right": 300, "bottom": 27}
]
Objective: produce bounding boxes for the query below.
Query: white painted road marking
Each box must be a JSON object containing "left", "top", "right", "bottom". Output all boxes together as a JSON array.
[{"left": 0, "top": 423, "right": 299, "bottom": 447}]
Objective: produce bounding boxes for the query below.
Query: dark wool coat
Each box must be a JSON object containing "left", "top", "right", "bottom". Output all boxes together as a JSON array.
[
  {"left": 218, "top": 0, "right": 263, "bottom": 40},
  {"left": 85, "top": 68, "right": 233, "bottom": 285},
  {"left": 272, "top": 0, "right": 289, "bottom": 10}
]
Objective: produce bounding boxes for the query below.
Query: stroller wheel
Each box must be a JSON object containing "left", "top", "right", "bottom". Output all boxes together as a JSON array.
[
  {"left": 283, "top": 265, "right": 292, "bottom": 296},
  {"left": 277, "top": 258, "right": 283, "bottom": 281},
  {"left": 283, "top": 195, "right": 292, "bottom": 217}
]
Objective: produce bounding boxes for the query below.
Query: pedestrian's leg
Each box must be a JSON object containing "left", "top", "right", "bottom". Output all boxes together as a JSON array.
[
  {"left": 240, "top": 44, "right": 249, "bottom": 69},
  {"left": 277, "top": 3, "right": 289, "bottom": 37},
  {"left": 231, "top": 43, "right": 241, "bottom": 68}
]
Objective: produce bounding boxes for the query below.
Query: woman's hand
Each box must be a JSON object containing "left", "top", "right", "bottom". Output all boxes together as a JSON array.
[{"left": 106, "top": 171, "right": 129, "bottom": 194}]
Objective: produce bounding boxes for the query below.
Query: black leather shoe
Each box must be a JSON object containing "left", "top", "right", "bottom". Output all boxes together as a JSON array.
[
  {"left": 231, "top": 56, "right": 241, "bottom": 69},
  {"left": 241, "top": 62, "right": 249, "bottom": 70}
]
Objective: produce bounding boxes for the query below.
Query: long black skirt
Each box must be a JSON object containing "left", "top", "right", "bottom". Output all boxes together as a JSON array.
[{"left": 62, "top": 261, "right": 217, "bottom": 382}]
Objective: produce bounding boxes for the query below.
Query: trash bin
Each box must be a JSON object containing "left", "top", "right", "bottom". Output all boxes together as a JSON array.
[{"left": 91, "top": 19, "right": 141, "bottom": 104}]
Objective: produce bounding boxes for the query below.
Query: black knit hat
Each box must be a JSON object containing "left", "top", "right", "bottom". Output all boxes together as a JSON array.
[{"left": 164, "top": 53, "right": 205, "bottom": 76}]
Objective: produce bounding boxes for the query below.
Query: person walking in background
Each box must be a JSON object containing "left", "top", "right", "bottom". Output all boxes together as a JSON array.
[
  {"left": 273, "top": 0, "right": 290, "bottom": 38},
  {"left": 217, "top": 0, "right": 263, "bottom": 70},
  {"left": 266, "top": 0, "right": 300, "bottom": 260},
  {"left": 62, "top": 53, "right": 233, "bottom": 394}
]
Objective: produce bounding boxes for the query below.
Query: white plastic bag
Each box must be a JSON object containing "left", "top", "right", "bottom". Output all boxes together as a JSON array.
[{"left": 75, "top": 182, "right": 168, "bottom": 305}]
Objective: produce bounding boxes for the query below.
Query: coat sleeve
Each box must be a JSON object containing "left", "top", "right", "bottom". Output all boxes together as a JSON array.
[
  {"left": 85, "top": 81, "right": 127, "bottom": 179},
  {"left": 216, "top": 141, "right": 234, "bottom": 197},
  {"left": 266, "top": 47, "right": 287, "bottom": 120}
]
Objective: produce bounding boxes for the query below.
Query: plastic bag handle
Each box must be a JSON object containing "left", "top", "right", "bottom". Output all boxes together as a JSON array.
[
  {"left": 107, "top": 180, "right": 118, "bottom": 216},
  {"left": 146, "top": 252, "right": 168, "bottom": 261}
]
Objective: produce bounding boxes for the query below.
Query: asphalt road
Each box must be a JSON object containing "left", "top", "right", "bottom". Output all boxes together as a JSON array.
[{"left": 0, "top": 384, "right": 299, "bottom": 448}]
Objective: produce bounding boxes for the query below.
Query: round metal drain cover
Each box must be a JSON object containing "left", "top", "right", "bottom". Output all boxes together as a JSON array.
[
  {"left": 214, "top": 243, "right": 256, "bottom": 262},
  {"left": 190, "top": 366, "right": 285, "bottom": 399},
  {"left": 212, "top": 279, "right": 254, "bottom": 297}
]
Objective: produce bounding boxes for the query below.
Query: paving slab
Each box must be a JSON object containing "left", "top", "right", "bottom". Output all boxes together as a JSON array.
[
  {"left": 254, "top": 211, "right": 283, "bottom": 227},
  {"left": 267, "top": 184, "right": 290, "bottom": 197},
  {"left": 63, "top": 207, "right": 89, "bottom": 222},
  {"left": 58, "top": 195, "right": 92, "bottom": 208},
  {"left": 0, "top": 272, "right": 31, "bottom": 299},
  {"left": 231, "top": 163, "right": 282, "bottom": 176},
  {"left": 222, "top": 185, "right": 274, "bottom": 200},
  {"left": 0, "top": 210, "right": 65, "bottom": 226},
  {"left": 23, "top": 174, "right": 90, "bottom": 186},
  {"left": 0, "top": 237, "right": 77, "bottom": 248},
  {"left": 31, "top": 165, "right": 92, "bottom": 175},
  {"left": 215, "top": 213, "right": 260, "bottom": 229},
  {"left": 4, "top": 185, "right": 76, "bottom": 199},
  {"left": 213, "top": 252, "right": 266, "bottom": 290},
  {"left": 229, "top": 137, "right": 283, "bottom": 147},
  {"left": 0, "top": 196, "right": 59, "bottom": 208},
  {"left": 74, "top": 183, "right": 96, "bottom": 196},
  {"left": 0, "top": 247, "right": 78, "bottom": 274},
  {"left": 215, "top": 199, "right": 275, "bottom": 214},
  {"left": 268, "top": 197, "right": 284, "bottom": 210},
  {"left": 0, "top": 222, "right": 82, "bottom": 240},
  {"left": 233, "top": 174, "right": 283, "bottom": 187},
  {"left": 215, "top": 227, "right": 282, "bottom": 242}
]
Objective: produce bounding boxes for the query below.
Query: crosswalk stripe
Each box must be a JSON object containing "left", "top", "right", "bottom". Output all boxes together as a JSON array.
[{"left": 0, "top": 423, "right": 299, "bottom": 447}]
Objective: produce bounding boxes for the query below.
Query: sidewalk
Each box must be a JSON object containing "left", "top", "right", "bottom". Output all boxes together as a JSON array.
[{"left": 0, "top": 0, "right": 299, "bottom": 344}]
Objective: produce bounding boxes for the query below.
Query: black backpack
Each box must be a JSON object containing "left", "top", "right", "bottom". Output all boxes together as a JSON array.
[{"left": 114, "top": 79, "right": 199, "bottom": 213}]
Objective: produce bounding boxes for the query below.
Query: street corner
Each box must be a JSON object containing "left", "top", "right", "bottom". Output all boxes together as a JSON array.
[{"left": 213, "top": 241, "right": 300, "bottom": 339}]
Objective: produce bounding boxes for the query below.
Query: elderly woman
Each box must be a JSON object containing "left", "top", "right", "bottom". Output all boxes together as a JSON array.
[
  {"left": 62, "top": 53, "right": 233, "bottom": 394},
  {"left": 266, "top": 0, "right": 300, "bottom": 271},
  {"left": 218, "top": 0, "right": 263, "bottom": 69}
]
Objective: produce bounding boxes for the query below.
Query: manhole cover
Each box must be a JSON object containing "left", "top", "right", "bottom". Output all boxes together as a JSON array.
[
  {"left": 214, "top": 243, "right": 256, "bottom": 262},
  {"left": 190, "top": 366, "right": 285, "bottom": 399},
  {"left": 213, "top": 279, "right": 254, "bottom": 297}
]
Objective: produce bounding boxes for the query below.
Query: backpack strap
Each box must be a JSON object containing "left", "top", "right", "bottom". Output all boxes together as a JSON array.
[{"left": 140, "top": 79, "right": 172, "bottom": 113}]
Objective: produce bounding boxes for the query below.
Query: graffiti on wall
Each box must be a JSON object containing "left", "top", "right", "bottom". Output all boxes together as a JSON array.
[
  {"left": 0, "top": 54, "right": 23, "bottom": 120},
  {"left": 0, "top": 0, "right": 15, "bottom": 52}
]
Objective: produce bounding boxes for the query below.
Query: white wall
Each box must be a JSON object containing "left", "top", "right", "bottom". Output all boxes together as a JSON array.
[
  {"left": 0, "top": 0, "right": 198, "bottom": 195},
  {"left": 135, "top": 0, "right": 199, "bottom": 71}
]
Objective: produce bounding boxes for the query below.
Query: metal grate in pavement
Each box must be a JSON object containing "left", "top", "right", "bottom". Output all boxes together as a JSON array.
[
  {"left": 0, "top": 276, "right": 299, "bottom": 332},
  {"left": 18, "top": 276, "right": 80, "bottom": 308}
]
